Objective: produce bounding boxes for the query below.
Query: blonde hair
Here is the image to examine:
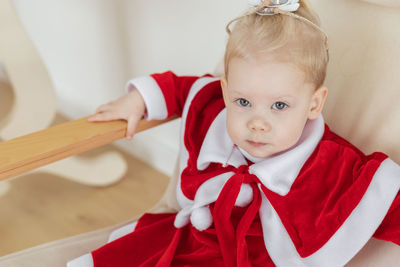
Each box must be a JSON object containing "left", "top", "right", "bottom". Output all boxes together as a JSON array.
[{"left": 224, "top": 0, "right": 329, "bottom": 89}]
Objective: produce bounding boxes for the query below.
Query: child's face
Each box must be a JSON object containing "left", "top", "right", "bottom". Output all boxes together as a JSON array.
[{"left": 221, "top": 56, "right": 327, "bottom": 158}]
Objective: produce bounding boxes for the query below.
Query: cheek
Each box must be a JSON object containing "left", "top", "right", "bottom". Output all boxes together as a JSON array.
[
  {"left": 226, "top": 111, "right": 246, "bottom": 140},
  {"left": 274, "top": 115, "right": 307, "bottom": 147}
]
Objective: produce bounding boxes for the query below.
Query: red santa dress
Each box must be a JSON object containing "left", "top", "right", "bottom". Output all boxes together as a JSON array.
[{"left": 68, "top": 71, "right": 400, "bottom": 267}]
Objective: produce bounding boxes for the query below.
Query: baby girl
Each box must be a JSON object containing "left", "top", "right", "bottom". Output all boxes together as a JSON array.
[{"left": 69, "top": 0, "right": 400, "bottom": 266}]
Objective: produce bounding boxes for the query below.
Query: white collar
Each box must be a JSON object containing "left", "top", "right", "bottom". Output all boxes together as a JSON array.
[{"left": 197, "top": 109, "right": 325, "bottom": 196}]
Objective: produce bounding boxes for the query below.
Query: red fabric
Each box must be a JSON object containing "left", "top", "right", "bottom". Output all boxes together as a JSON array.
[
  {"left": 92, "top": 197, "right": 273, "bottom": 267},
  {"left": 373, "top": 191, "right": 400, "bottom": 245},
  {"left": 90, "top": 72, "right": 399, "bottom": 266},
  {"left": 213, "top": 165, "right": 263, "bottom": 267},
  {"left": 151, "top": 72, "right": 226, "bottom": 201},
  {"left": 151, "top": 71, "right": 213, "bottom": 118},
  {"left": 92, "top": 165, "right": 273, "bottom": 267},
  {"left": 261, "top": 126, "right": 388, "bottom": 257},
  {"left": 181, "top": 82, "right": 225, "bottom": 199}
]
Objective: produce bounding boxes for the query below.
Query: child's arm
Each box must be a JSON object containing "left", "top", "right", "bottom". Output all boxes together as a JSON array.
[
  {"left": 125, "top": 71, "right": 212, "bottom": 120},
  {"left": 88, "top": 71, "right": 212, "bottom": 139},
  {"left": 372, "top": 192, "right": 400, "bottom": 245}
]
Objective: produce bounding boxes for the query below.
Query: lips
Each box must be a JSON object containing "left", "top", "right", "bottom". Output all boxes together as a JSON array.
[{"left": 247, "top": 140, "right": 267, "bottom": 147}]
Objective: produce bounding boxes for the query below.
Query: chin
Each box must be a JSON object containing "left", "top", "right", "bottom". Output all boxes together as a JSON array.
[{"left": 248, "top": 150, "right": 270, "bottom": 158}]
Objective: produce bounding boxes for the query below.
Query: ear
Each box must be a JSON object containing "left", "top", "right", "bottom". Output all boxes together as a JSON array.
[{"left": 308, "top": 85, "right": 328, "bottom": 120}]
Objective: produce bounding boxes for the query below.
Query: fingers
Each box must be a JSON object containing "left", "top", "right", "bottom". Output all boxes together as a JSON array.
[
  {"left": 88, "top": 102, "right": 121, "bottom": 122},
  {"left": 87, "top": 93, "right": 145, "bottom": 139},
  {"left": 126, "top": 115, "right": 141, "bottom": 139},
  {"left": 87, "top": 111, "right": 122, "bottom": 122},
  {"left": 96, "top": 103, "right": 111, "bottom": 113},
  {"left": 88, "top": 112, "right": 141, "bottom": 140},
  {"left": 87, "top": 104, "right": 110, "bottom": 122}
]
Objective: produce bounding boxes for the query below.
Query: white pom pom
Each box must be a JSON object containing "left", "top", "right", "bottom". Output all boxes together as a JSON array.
[
  {"left": 235, "top": 184, "right": 253, "bottom": 207},
  {"left": 190, "top": 206, "right": 213, "bottom": 231},
  {"left": 248, "top": 0, "right": 262, "bottom": 7},
  {"left": 174, "top": 210, "right": 190, "bottom": 228}
]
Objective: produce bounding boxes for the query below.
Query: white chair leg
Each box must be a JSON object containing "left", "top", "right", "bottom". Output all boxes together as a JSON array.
[{"left": 0, "top": 0, "right": 56, "bottom": 140}]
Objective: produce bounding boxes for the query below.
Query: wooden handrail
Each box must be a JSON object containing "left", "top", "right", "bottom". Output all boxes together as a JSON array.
[{"left": 0, "top": 116, "right": 177, "bottom": 181}]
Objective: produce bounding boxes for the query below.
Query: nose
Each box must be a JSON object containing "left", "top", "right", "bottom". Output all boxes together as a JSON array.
[{"left": 248, "top": 117, "right": 270, "bottom": 132}]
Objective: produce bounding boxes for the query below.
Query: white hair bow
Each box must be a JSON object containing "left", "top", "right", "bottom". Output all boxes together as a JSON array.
[{"left": 248, "top": 0, "right": 300, "bottom": 15}]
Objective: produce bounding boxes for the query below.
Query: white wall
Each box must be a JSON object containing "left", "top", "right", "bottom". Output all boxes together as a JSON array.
[
  {"left": 2, "top": 0, "right": 247, "bottom": 177},
  {"left": 115, "top": 0, "right": 246, "bottom": 176},
  {"left": 120, "top": 0, "right": 246, "bottom": 76},
  {"left": 11, "top": 0, "right": 128, "bottom": 119}
]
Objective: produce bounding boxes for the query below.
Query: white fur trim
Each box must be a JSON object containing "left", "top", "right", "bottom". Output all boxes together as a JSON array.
[
  {"left": 125, "top": 76, "right": 168, "bottom": 120},
  {"left": 174, "top": 171, "right": 234, "bottom": 228},
  {"left": 175, "top": 171, "right": 255, "bottom": 230},
  {"left": 235, "top": 184, "right": 254, "bottom": 207},
  {"left": 259, "top": 158, "right": 400, "bottom": 266},
  {"left": 107, "top": 221, "right": 138, "bottom": 243},
  {"left": 174, "top": 207, "right": 191, "bottom": 228},
  {"left": 197, "top": 109, "right": 247, "bottom": 170}
]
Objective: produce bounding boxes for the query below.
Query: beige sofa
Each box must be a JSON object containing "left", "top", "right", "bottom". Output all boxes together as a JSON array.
[{"left": 0, "top": 0, "right": 399, "bottom": 266}]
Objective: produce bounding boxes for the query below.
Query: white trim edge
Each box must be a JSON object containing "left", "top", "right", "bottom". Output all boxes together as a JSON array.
[
  {"left": 260, "top": 158, "right": 400, "bottom": 267},
  {"left": 126, "top": 76, "right": 168, "bottom": 120},
  {"left": 107, "top": 221, "right": 138, "bottom": 243},
  {"left": 67, "top": 253, "right": 93, "bottom": 267}
]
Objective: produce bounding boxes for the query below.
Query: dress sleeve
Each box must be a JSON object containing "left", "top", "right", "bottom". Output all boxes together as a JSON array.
[
  {"left": 126, "top": 71, "right": 209, "bottom": 120},
  {"left": 373, "top": 191, "right": 400, "bottom": 246}
]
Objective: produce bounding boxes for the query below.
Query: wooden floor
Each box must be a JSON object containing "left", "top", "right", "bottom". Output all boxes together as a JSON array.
[
  {"left": 0, "top": 81, "right": 170, "bottom": 257},
  {"left": 0, "top": 142, "right": 170, "bottom": 257},
  {"left": 0, "top": 141, "right": 169, "bottom": 257}
]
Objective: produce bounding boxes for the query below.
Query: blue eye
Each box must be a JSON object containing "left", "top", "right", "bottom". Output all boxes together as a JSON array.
[
  {"left": 272, "top": 101, "right": 288, "bottom": 110},
  {"left": 236, "top": 98, "right": 251, "bottom": 107}
]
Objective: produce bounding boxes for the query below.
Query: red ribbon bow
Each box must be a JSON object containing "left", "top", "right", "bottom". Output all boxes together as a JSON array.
[{"left": 213, "top": 165, "right": 262, "bottom": 267}]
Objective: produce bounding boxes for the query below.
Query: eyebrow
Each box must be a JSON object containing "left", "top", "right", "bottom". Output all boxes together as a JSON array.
[
  {"left": 230, "top": 90, "right": 246, "bottom": 96},
  {"left": 230, "top": 90, "right": 296, "bottom": 100}
]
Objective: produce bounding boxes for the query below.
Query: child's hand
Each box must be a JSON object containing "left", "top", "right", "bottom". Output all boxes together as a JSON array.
[{"left": 87, "top": 89, "right": 146, "bottom": 140}]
